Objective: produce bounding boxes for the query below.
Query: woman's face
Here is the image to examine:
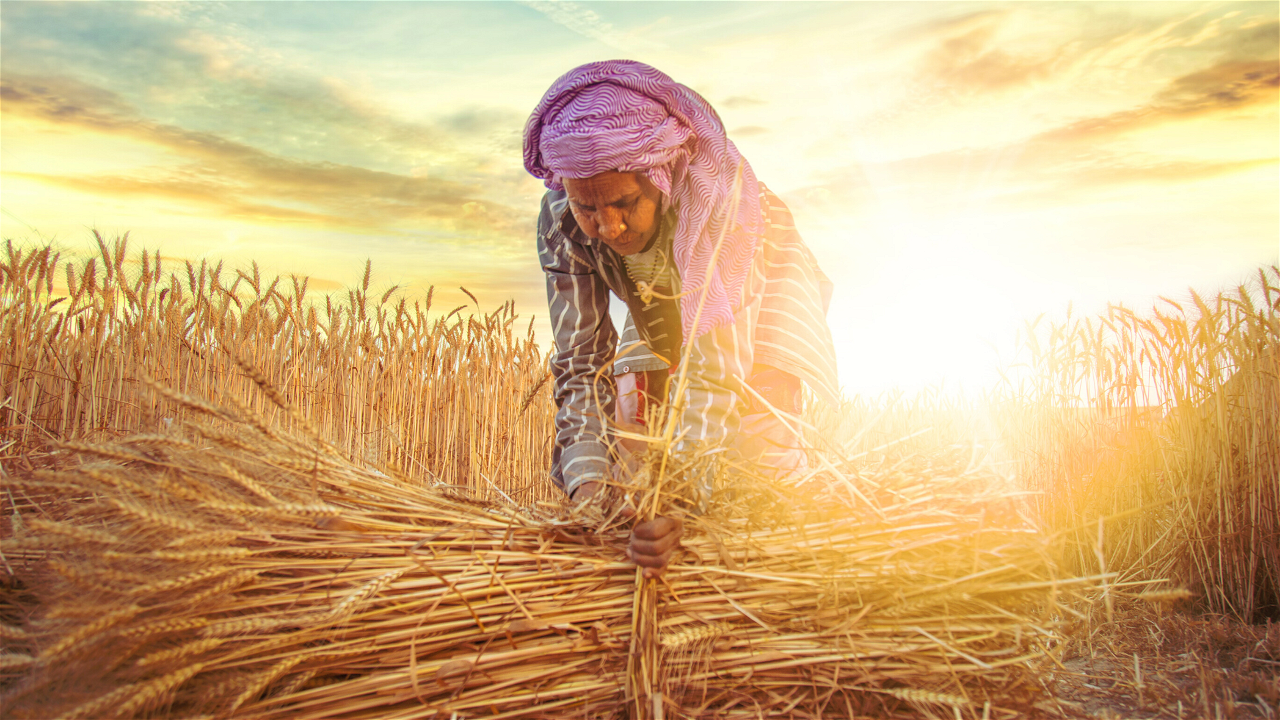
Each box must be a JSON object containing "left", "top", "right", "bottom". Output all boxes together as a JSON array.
[{"left": 562, "top": 171, "right": 663, "bottom": 256}]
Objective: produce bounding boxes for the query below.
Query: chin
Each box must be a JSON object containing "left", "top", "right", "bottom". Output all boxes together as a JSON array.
[
  {"left": 616, "top": 234, "right": 654, "bottom": 256},
  {"left": 610, "top": 239, "right": 641, "bottom": 255}
]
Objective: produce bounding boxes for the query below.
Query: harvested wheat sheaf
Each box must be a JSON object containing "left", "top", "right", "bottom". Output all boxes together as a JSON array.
[{"left": 1, "top": 386, "right": 1081, "bottom": 720}]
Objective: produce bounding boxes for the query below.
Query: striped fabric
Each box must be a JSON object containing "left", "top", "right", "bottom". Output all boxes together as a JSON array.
[
  {"left": 538, "top": 184, "right": 840, "bottom": 497},
  {"left": 753, "top": 193, "right": 840, "bottom": 407},
  {"left": 523, "top": 60, "right": 763, "bottom": 340},
  {"left": 621, "top": 218, "right": 678, "bottom": 292}
]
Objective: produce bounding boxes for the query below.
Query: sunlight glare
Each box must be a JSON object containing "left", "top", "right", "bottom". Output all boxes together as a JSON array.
[{"left": 824, "top": 213, "right": 1027, "bottom": 397}]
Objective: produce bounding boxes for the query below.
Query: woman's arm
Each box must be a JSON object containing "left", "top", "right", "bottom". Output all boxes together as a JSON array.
[{"left": 537, "top": 195, "right": 618, "bottom": 498}]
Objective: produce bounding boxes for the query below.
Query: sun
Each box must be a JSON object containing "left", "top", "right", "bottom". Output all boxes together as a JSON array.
[{"left": 818, "top": 212, "right": 1032, "bottom": 397}]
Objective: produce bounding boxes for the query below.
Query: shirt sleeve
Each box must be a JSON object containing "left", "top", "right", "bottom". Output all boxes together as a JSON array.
[{"left": 538, "top": 199, "right": 616, "bottom": 498}]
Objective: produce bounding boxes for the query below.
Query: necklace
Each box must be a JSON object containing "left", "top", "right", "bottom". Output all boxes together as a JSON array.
[{"left": 634, "top": 249, "right": 677, "bottom": 305}]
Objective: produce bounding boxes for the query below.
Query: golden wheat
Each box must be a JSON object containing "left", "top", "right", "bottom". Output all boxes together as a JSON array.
[
  {"left": 1, "top": 402, "right": 1071, "bottom": 719},
  {"left": 6, "top": 234, "right": 1271, "bottom": 717},
  {"left": 0, "top": 236, "right": 558, "bottom": 506},
  {"left": 1011, "top": 267, "right": 1279, "bottom": 620}
]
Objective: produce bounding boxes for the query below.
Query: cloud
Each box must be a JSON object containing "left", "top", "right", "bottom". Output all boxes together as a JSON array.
[
  {"left": 1155, "top": 59, "right": 1279, "bottom": 106},
  {"left": 896, "top": 9, "right": 1063, "bottom": 94},
  {"left": 0, "top": 76, "right": 138, "bottom": 134},
  {"left": 889, "top": 5, "right": 1275, "bottom": 110},
  {"left": 438, "top": 106, "right": 524, "bottom": 139},
  {"left": 1216, "top": 19, "right": 1279, "bottom": 60},
  {"left": 305, "top": 277, "right": 345, "bottom": 293},
  {"left": 822, "top": 142, "right": 1277, "bottom": 216},
  {"left": 1039, "top": 59, "right": 1278, "bottom": 143},
  {"left": 0, "top": 3, "right": 523, "bottom": 176},
  {"left": 1056, "top": 157, "right": 1276, "bottom": 190},
  {"left": 921, "top": 23, "right": 1061, "bottom": 93},
  {"left": 805, "top": 52, "right": 1278, "bottom": 214},
  {"left": 1, "top": 75, "right": 532, "bottom": 239},
  {"left": 892, "top": 8, "right": 1012, "bottom": 44},
  {"left": 519, "top": 1, "right": 663, "bottom": 54},
  {"left": 721, "top": 95, "right": 767, "bottom": 109},
  {"left": 8, "top": 171, "right": 353, "bottom": 227}
]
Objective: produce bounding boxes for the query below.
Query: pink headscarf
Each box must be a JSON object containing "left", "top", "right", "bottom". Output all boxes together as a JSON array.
[{"left": 523, "top": 60, "right": 762, "bottom": 340}]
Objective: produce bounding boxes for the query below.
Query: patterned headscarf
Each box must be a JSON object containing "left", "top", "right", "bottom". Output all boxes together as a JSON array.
[{"left": 523, "top": 60, "right": 762, "bottom": 340}]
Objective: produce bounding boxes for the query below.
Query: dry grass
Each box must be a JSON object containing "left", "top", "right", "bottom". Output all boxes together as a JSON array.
[
  {"left": 1046, "top": 598, "right": 1280, "bottom": 719},
  {"left": 0, "top": 371, "right": 1074, "bottom": 719},
  {"left": 4, "top": 231, "right": 1275, "bottom": 717},
  {"left": 1007, "top": 267, "right": 1280, "bottom": 622},
  {"left": 0, "top": 234, "right": 556, "bottom": 505}
]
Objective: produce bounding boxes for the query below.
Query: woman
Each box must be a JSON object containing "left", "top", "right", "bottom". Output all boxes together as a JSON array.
[{"left": 524, "top": 60, "right": 839, "bottom": 575}]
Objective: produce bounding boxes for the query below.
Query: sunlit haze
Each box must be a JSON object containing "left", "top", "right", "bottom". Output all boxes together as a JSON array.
[{"left": 2, "top": 1, "right": 1276, "bottom": 396}]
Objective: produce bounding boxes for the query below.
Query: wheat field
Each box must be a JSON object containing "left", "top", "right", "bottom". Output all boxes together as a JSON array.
[
  {"left": 0, "top": 234, "right": 557, "bottom": 505},
  {"left": 1, "top": 235, "right": 1277, "bottom": 718},
  {"left": 1006, "top": 268, "right": 1280, "bottom": 622}
]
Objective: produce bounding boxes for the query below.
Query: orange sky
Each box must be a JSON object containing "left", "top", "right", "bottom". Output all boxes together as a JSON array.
[{"left": 2, "top": 1, "right": 1276, "bottom": 395}]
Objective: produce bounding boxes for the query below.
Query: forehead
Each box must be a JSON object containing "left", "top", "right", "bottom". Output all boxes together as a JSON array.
[{"left": 563, "top": 171, "right": 642, "bottom": 202}]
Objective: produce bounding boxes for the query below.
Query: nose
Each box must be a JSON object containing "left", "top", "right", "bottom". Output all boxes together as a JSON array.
[{"left": 595, "top": 209, "right": 627, "bottom": 241}]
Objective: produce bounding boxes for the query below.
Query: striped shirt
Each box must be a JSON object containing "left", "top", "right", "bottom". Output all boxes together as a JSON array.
[{"left": 537, "top": 185, "right": 839, "bottom": 497}]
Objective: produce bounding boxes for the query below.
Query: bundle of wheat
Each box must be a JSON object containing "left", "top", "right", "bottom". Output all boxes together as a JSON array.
[{"left": 1, "top": 378, "right": 1082, "bottom": 720}]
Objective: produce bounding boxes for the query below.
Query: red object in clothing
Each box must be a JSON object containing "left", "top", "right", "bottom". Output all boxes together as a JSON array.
[{"left": 626, "top": 364, "right": 800, "bottom": 427}]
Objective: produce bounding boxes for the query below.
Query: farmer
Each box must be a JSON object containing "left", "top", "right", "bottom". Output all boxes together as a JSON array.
[{"left": 524, "top": 60, "right": 839, "bottom": 576}]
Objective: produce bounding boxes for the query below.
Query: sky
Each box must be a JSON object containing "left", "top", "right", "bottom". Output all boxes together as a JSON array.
[{"left": 2, "top": 1, "right": 1277, "bottom": 396}]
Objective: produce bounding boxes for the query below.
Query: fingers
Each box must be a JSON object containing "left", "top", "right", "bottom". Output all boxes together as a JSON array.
[
  {"left": 577, "top": 490, "right": 680, "bottom": 574},
  {"left": 630, "top": 534, "right": 679, "bottom": 567},
  {"left": 632, "top": 516, "right": 681, "bottom": 541},
  {"left": 629, "top": 545, "right": 679, "bottom": 575},
  {"left": 628, "top": 516, "right": 682, "bottom": 574}
]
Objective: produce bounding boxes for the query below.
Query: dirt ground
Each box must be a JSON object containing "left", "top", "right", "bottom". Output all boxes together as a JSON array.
[{"left": 1041, "top": 599, "right": 1279, "bottom": 719}]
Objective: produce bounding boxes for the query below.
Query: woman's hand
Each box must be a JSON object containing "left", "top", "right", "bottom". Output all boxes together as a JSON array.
[
  {"left": 628, "top": 516, "right": 683, "bottom": 579},
  {"left": 570, "top": 483, "right": 682, "bottom": 579}
]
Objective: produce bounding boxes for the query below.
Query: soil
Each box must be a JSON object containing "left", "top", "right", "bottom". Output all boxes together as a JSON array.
[{"left": 1042, "top": 600, "right": 1280, "bottom": 719}]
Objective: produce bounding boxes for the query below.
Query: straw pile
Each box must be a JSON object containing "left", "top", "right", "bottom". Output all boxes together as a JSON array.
[{"left": 1, "top": 379, "right": 1079, "bottom": 719}]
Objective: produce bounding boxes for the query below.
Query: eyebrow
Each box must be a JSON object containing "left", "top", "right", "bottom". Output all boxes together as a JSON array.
[{"left": 571, "top": 193, "right": 640, "bottom": 212}]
